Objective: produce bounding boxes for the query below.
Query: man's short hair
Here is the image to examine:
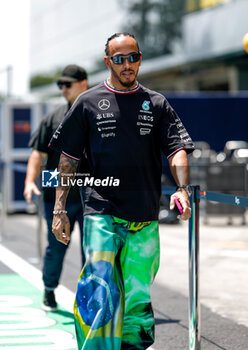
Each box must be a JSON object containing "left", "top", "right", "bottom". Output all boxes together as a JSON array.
[{"left": 105, "top": 33, "right": 140, "bottom": 56}]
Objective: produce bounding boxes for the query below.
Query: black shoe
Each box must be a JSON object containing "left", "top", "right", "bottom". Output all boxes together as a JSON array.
[{"left": 42, "top": 289, "right": 58, "bottom": 312}]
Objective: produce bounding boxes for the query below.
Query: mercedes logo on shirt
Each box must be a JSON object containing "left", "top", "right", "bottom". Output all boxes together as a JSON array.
[{"left": 98, "top": 99, "right": 111, "bottom": 111}]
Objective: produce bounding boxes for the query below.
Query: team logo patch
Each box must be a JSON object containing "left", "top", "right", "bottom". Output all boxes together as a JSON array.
[
  {"left": 98, "top": 99, "right": 110, "bottom": 111},
  {"left": 142, "top": 100, "right": 150, "bottom": 111},
  {"left": 140, "top": 128, "right": 151, "bottom": 136},
  {"left": 42, "top": 169, "right": 59, "bottom": 187}
]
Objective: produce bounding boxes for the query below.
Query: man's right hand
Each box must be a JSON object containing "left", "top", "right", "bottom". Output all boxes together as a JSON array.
[
  {"left": 51, "top": 153, "right": 78, "bottom": 245},
  {"left": 24, "top": 150, "right": 47, "bottom": 205},
  {"left": 52, "top": 213, "right": 71, "bottom": 245},
  {"left": 23, "top": 182, "right": 41, "bottom": 205}
]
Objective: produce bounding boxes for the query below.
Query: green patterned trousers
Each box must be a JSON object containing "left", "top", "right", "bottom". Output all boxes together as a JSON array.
[{"left": 74, "top": 214, "right": 160, "bottom": 350}]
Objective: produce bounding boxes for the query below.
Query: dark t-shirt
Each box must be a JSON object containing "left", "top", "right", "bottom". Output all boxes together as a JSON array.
[
  {"left": 29, "top": 104, "right": 81, "bottom": 202},
  {"left": 50, "top": 81, "right": 194, "bottom": 221}
]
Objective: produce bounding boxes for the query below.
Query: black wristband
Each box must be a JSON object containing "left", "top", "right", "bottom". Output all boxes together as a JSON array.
[{"left": 176, "top": 185, "right": 191, "bottom": 197}]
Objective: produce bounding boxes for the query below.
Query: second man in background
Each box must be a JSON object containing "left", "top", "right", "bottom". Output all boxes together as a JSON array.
[{"left": 24, "top": 64, "right": 88, "bottom": 311}]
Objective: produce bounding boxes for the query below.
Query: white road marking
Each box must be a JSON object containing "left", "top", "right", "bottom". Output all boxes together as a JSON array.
[
  {"left": 0, "top": 244, "right": 157, "bottom": 349},
  {"left": 0, "top": 244, "right": 75, "bottom": 311}
]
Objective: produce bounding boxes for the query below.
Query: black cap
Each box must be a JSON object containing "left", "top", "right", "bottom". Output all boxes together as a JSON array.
[{"left": 57, "top": 64, "right": 87, "bottom": 83}]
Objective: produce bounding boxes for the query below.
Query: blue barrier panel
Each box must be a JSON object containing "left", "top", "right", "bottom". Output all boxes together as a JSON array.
[
  {"left": 162, "top": 185, "right": 176, "bottom": 196},
  {"left": 0, "top": 161, "right": 27, "bottom": 173},
  {"left": 162, "top": 185, "right": 248, "bottom": 207},
  {"left": 197, "top": 190, "right": 248, "bottom": 208}
]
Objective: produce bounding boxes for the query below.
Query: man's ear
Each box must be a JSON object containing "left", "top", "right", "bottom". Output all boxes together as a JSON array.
[
  {"left": 83, "top": 80, "right": 88, "bottom": 91},
  {"left": 104, "top": 56, "right": 111, "bottom": 69},
  {"left": 139, "top": 51, "right": 142, "bottom": 66}
]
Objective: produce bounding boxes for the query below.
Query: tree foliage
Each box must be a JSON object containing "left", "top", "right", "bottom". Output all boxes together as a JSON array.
[
  {"left": 118, "top": 0, "right": 185, "bottom": 59},
  {"left": 30, "top": 69, "right": 62, "bottom": 89}
]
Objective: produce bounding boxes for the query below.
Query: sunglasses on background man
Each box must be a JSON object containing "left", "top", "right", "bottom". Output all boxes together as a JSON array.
[{"left": 57, "top": 82, "right": 73, "bottom": 89}]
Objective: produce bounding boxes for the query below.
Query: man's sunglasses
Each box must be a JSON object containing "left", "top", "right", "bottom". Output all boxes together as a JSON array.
[
  {"left": 57, "top": 82, "right": 72, "bottom": 89},
  {"left": 108, "top": 52, "right": 141, "bottom": 65}
]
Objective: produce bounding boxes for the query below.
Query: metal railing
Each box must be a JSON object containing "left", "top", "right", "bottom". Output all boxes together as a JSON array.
[{"left": 163, "top": 185, "right": 248, "bottom": 350}]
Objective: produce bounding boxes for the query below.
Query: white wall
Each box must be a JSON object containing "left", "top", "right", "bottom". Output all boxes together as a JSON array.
[
  {"left": 183, "top": 0, "right": 248, "bottom": 60},
  {"left": 30, "top": 0, "right": 125, "bottom": 75},
  {"left": 0, "top": 0, "right": 30, "bottom": 96}
]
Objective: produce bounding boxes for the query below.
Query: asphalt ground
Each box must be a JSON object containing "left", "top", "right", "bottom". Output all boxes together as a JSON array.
[{"left": 0, "top": 212, "right": 248, "bottom": 350}]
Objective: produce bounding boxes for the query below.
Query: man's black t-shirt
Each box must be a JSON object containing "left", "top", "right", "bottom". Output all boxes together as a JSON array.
[
  {"left": 50, "top": 81, "right": 194, "bottom": 221},
  {"left": 29, "top": 104, "right": 81, "bottom": 202}
]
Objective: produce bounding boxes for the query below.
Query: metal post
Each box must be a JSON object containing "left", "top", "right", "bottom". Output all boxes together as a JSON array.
[
  {"left": 29, "top": 178, "right": 44, "bottom": 264},
  {"left": 0, "top": 160, "right": 7, "bottom": 241},
  {"left": 37, "top": 192, "right": 44, "bottom": 260},
  {"left": 188, "top": 185, "right": 200, "bottom": 350},
  {"left": 7, "top": 65, "right": 13, "bottom": 97},
  {"left": 0, "top": 160, "right": 3, "bottom": 241}
]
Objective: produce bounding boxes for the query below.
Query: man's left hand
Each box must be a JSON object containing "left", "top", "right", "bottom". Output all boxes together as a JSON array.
[{"left": 170, "top": 189, "right": 191, "bottom": 220}]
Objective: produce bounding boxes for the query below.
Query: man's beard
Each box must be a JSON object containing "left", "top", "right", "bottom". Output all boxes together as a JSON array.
[
  {"left": 110, "top": 65, "right": 138, "bottom": 88},
  {"left": 120, "top": 79, "right": 136, "bottom": 88}
]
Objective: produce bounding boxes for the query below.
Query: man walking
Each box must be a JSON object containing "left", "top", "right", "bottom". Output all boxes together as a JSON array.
[
  {"left": 24, "top": 65, "right": 88, "bottom": 311},
  {"left": 50, "top": 34, "right": 194, "bottom": 349}
]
